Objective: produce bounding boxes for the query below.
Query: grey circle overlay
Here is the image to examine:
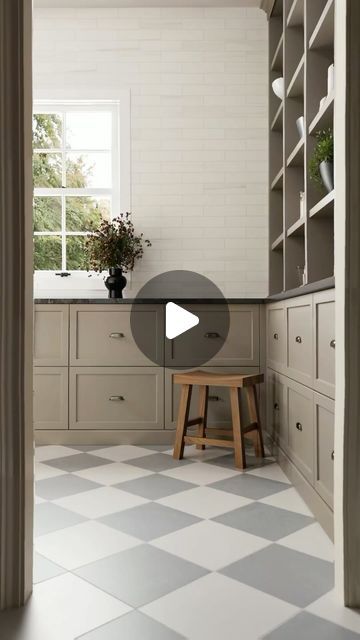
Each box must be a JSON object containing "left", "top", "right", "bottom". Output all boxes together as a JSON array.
[{"left": 130, "top": 270, "right": 230, "bottom": 369}]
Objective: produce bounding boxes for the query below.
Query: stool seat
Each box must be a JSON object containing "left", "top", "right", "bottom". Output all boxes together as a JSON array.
[{"left": 172, "top": 370, "right": 265, "bottom": 470}]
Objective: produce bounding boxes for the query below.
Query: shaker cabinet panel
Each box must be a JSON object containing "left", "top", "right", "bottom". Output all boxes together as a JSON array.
[
  {"left": 34, "top": 367, "right": 68, "bottom": 430},
  {"left": 267, "top": 304, "right": 286, "bottom": 372},
  {"left": 266, "top": 369, "right": 288, "bottom": 452},
  {"left": 34, "top": 305, "right": 69, "bottom": 366},
  {"left": 313, "top": 291, "right": 335, "bottom": 399},
  {"left": 287, "top": 379, "right": 314, "bottom": 484},
  {"left": 286, "top": 297, "right": 313, "bottom": 385},
  {"left": 314, "top": 393, "right": 334, "bottom": 508}
]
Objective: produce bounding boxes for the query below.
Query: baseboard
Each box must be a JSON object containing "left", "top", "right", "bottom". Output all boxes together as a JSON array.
[{"left": 35, "top": 429, "right": 176, "bottom": 446}]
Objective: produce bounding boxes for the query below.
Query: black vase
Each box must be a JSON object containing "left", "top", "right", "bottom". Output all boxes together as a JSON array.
[{"left": 105, "top": 267, "right": 127, "bottom": 299}]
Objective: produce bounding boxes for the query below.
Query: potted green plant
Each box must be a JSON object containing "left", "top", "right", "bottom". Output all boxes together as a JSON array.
[
  {"left": 85, "top": 213, "right": 151, "bottom": 298},
  {"left": 309, "top": 128, "right": 334, "bottom": 193}
]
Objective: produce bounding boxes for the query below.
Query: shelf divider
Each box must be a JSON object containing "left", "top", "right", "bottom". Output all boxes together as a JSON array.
[{"left": 309, "top": 190, "right": 334, "bottom": 218}]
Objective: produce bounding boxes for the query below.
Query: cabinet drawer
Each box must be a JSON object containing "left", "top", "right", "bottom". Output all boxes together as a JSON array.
[
  {"left": 34, "top": 367, "right": 68, "bottom": 430},
  {"left": 69, "top": 367, "right": 164, "bottom": 430},
  {"left": 165, "top": 305, "right": 259, "bottom": 367},
  {"left": 314, "top": 393, "right": 334, "bottom": 509},
  {"left": 70, "top": 305, "right": 164, "bottom": 366},
  {"left": 34, "top": 305, "right": 69, "bottom": 366},
  {"left": 287, "top": 379, "right": 314, "bottom": 483},
  {"left": 286, "top": 297, "right": 313, "bottom": 385},
  {"left": 267, "top": 304, "right": 286, "bottom": 372},
  {"left": 165, "top": 366, "right": 260, "bottom": 430},
  {"left": 313, "top": 291, "right": 335, "bottom": 399},
  {"left": 266, "top": 369, "right": 287, "bottom": 451}
]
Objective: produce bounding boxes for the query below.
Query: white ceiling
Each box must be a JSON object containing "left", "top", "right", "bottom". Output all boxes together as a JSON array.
[{"left": 34, "top": 0, "right": 262, "bottom": 8}]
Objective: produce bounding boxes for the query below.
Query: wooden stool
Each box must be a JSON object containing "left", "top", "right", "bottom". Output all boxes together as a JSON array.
[{"left": 173, "top": 370, "right": 265, "bottom": 470}]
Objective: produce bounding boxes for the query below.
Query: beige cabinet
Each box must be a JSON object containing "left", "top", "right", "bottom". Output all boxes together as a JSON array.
[
  {"left": 70, "top": 305, "right": 164, "bottom": 366},
  {"left": 267, "top": 303, "right": 286, "bottom": 373},
  {"left": 69, "top": 367, "right": 164, "bottom": 430},
  {"left": 165, "top": 305, "right": 259, "bottom": 368},
  {"left": 34, "top": 367, "right": 68, "bottom": 430},
  {"left": 286, "top": 296, "right": 313, "bottom": 386},
  {"left": 266, "top": 369, "right": 288, "bottom": 452},
  {"left": 34, "top": 305, "right": 69, "bottom": 366},
  {"left": 313, "top": 291, "right": 335, "bottom": 399},
  {"left": 287, "top": 378, "right": 314, "bottom": 484},
  {"left": 314, "top": 393, "right": 334, "bottom": 508}
]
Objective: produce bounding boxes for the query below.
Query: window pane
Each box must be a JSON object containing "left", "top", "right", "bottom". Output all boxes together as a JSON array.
[
  {"left": 34, "top": 236, "right": 62, "bottom": 270},
  {"left": 33, "top": 153, "right": 62, "bottom": 188},
  {"left": 34, "top": 196, "right": 62, "bottom": 232},
  {"left": 66, "top": 111, "right": 112, "bottom": 150},
  {"left": 66, "top": 197, "right": 110, "bottom": 232},
  {"left": 66, "top": 153, "right": 111, "bottom": 188},
  {"left": 33, "top": 113, "right": 62, "bottom": 149},
  {"left": 66, "top": 236, "right": 88, "bottom": 270}
]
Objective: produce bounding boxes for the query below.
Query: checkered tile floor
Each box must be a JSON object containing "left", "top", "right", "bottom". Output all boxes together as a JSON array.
[{"left": 1, "top": 444, "right": 360, "bottom": 640}]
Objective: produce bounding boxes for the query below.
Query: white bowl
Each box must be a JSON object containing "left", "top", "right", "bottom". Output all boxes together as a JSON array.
[
  {"left": 296, "top": 116, "right": 304, "bottom": 138},
  {"left": 272, "top": 77, "right": 284, "bottom": 99}
]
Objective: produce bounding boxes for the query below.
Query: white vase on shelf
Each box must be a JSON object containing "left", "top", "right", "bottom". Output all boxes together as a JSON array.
[{"left": 327, "top": 64, "right": 335, "bottom": 94}]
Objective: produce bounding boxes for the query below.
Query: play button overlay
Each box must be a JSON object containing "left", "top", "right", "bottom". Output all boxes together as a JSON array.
[
  {"left": 166, "top": 302, "right": 199, "bottom": 339},
  {"left": 130, "top": 270, "right": 230, "bottom": 369}
]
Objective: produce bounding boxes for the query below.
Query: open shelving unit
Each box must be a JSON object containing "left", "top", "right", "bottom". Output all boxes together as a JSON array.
[{"left": 268, "top": 0, "right": 335, "bottom": 295}]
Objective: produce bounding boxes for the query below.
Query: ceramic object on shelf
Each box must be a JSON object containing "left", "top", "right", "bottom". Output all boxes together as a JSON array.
[
  {"left": 327, "top": 63, "right": 335, "bottom": 94},
  {"left": 319, "top": 96, "right": 327, "bottom": 111},
  {"left": 296, "top": 116, "right": 304, "bottom": 138},
  {"left": 300, "top": 191, "right": 305, "bottom": 218},
  {"left": 272, "top": 77, "right": 284, "bottom": 99},
  {"left": 320, "top": 161, "right": 334, "bottom": 193}
]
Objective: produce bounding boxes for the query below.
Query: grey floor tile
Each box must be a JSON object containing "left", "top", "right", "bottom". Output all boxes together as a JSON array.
[
  {"left": 69, "top": 445, "right": 113, "bottom": 453},
  {"left": 123, "top": 452, "right": 193, "bottom": 473},
  {"left": 221, "top": 544, "right": 334, "bottom": 607},
  {"left": 34, "top": 502, "right": 85, "bottom": 536},
  {"left": 214, "top": 502, "right": 314, "bottom": 541},
  {"left": 44, "top": 453, "right": 112, "bottom": 472},
  {"left": 33, "top": 552, "right": 66, "bottom": 584},
  {"left": 141, "top": 445, "right": 174, "bottom": 452},
  {"left": 262, "top": 611, "right": 360, "bottom": 639},
  {"left": 76, "top": 610, "right": 184, "bottom": 640},
  {"left": 209, "top": 473, "right": 289, "bottom": 500},
  {"left": 75, "top": 544, "right": 208, "bottom": 607},
  {"left": 36, "top": 474, "right": 101, "bottom": 500},
  {"left": 99, "top": 502, "right": 200, "bottom": 541},
  {"left": 205, "top": 452, "right": 273, "bottom": 471},
  {"left": 115, "top": 473, "right": 196, "bottom": 500}
]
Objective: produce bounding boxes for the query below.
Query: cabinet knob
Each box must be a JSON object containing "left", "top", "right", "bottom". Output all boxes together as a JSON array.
[
  {"left": 208, "top": 395, "right": 220, "bottom": 402},
  {"left": 109, "top": 332, "right": 125, "bottom": 339},
  {"left": 331, "top": 450, "right": 335, "bottom": 461},
  {"left": 274, "top": 402, "right": 279, "bottom": 410},
  {"left": 273, "top": 333, "right": 279, "bottom": 340},
  {"left": 109, "top": 395, "right": 125, "bottom": 401},
  {"left": 204, "top": 332, "right": 220, "bottom": 339},
  {"left": 295, "top": 336, "right": 302, "bottom": 344},
  {"left": 330, "top": 339, "right": 336, "bottom": 349},
  {"left": 296, "top": 422, "right": 303, "bottom": 431}
]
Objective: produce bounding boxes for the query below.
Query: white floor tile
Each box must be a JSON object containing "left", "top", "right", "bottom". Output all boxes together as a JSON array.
[
  {"left": 93, "top": 445, "right": 156, "bottom": 462},
  {"left": 54, "top": 486, "right": 149, "bottom": 519},
  {"left": 35, "top": 462, "right": 67, "bottom": 481},
  {"left": 277, "top": 522, "right": 334, "bottom": 562},
  {"left": 35, "top": 520, "right": 141, "bottom": 570},
  {"left": 259, "top": 487, "right": 314, "bottom": 517},
  {"left": 141, "top": 572, "right": 299, "bottom": 640},
  {"left": 0, "top": 573, "right": 130, "bottom": 640},
  {"left": 160, "top": 462, "right": 239, "bottom": 485},
  {"left": 306, "top": 589, "right": 360, "bottom": 634},
  {"left": 72, "top": 462, "right": 153, "bottom": 485},
  {"left": 152, "top": 519, "right": 271, "bottom": 571},
  {"left": 35, "top": 496, "right": 47, "bottom": 505},
  {"left": 157, "top": 486, "right": 253, "bottom": 519},
  {"left": 35, "top": 446, "right": 77, "bottom": 463},
  {"left": 246, "top": 463, "right": 292, "bottom": 484},
  {"left": 163, "top": 446, "right": 227, "bottom": 462}
]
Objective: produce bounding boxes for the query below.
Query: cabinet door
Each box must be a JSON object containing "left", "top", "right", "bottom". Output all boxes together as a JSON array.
[
  {"left": 266, "top": 369, "right": 288, "bottom": 452},
  {"left": 313, "top": 291, "right": 335, "bottom": 399},
  {"left": 314, "top": 393, "right": 334, "bottom": 509},
  {"left": 287, "top": 379, "right": 314, "bottom": 483},
  {"left": 34, "top": 367, "right": 68, "bottom": 430},
  {"left": 34, "top": 305, "right": 69, "bottom": 366},
  {"left": 286, "top": 297, "right": 313, "bottom": 386},
  {"left": 267, "top": 304, "right": 286, "bottom": 372},
  {"left": 70, "top": 367, "right": 164, "bottom": 430}
]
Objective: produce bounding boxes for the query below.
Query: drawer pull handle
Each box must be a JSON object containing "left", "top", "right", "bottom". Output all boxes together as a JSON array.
[
  {"left": 204, "top": 332, "right": 220, "bottom": 339},
  {"left": 295, "top": 336, "right": 302, "bottom": 344},
  {"left": 273, "top": 333, "right": 279, "bottom": 340},
  {"left": 208, "top": 395, "right": 220, "bottom": 402},
  {"left": 330, "top": 339, "right": 336, "bottom": 349},
  {"left": 274, "top": 402, "right": 279, "bottom": 410},
  {"left": 296, "top": 422, "right": 303, "bottom": 431},
  {"left": 109, "top": 395, "right": 125, "bottom": 402},
  {"left": 109, "top": 332, "right": 125, "bottom": 339},
  {"left": 331, "top": 450, "right": 334, "bottom": 461}
]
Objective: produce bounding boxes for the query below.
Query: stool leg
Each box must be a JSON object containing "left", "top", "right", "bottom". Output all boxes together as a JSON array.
[
  {"left": 173, "top": 384, "right": 192, "bottom": 460},
  {"left": 196, "top": 385, "right": 209, "bottom": 450},
  {"left": 246, "top": 384, "right": 265, "bottom": 459},
  {"left": 230, "top": 387, "right": 246, "bottom": 470}
]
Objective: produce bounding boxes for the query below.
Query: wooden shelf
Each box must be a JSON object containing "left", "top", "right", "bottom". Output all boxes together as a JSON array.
[
  {"left": 309, "top": 190, "right": 334, "bottom": 218},
  {"left": 271, "top": 102, "right": 283, "bottom": 132},
  {"left": 271, "top": 167, "right": 284, "bottom": 191},
  {"left": 287, "top": 55, "right": 304, "bottom": 98},
  {"left": 287, "top": 137, "right": 304, "bottom": 167},
  {"left": 309, "top": 0, "right": 334, "bottom": 50},
  {"left": 287, "top": 217, "right": 305, "bottom": 237},
  {"left": 271, "top": 232, "right": 284, "bottom": 251},
  {"left": 287, "top": 0, "right": 304, "bottom": 28},
  {"left": 271, "top": 34, "right": 283, "bottom": 71},
  {"left": 309, "top": 91, "right": 334, "bottom": 134}
]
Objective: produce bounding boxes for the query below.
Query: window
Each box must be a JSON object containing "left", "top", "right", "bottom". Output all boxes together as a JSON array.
[{"left": 33, "top": 102, "right": 121, "bottom": 273}]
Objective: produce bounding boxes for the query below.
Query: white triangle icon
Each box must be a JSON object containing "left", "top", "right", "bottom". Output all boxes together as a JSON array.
[{"left": 166, "top": 302, "right": 199, "bottom": 339}]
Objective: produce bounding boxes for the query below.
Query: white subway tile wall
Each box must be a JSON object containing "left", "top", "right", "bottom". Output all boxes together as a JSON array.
[{"left": 33, "top": 7, "right": 268, "bottom": 297}]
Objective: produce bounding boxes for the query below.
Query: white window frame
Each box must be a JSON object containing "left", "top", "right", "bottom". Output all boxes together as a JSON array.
[{"left": 33, "top": 93, "right": 131, "bottom": 290}]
